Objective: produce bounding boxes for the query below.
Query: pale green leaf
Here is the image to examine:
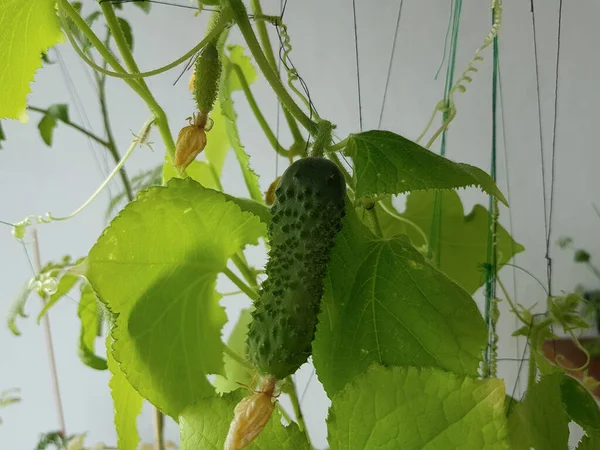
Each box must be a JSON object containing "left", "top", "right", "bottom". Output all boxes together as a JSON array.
[
  {"left": 362, "top": 191, "right": 524, "bottom": 294},
  {"left": 220, "top": 53, "right": 263, "bottom": 204},
  {"left": 345, "top": 131, "right": 507, "bottom": 205},
  {"left": 163, "top": 160, "right": 220, "bottom": 189},
  {"left": 507, "top": 373, "right": 569, "bottom": 450},
  {"left": 560, "top": 375, "right": 600, "bottom": 434},
  {"left": 77, "top": 282, "right": 107, "bottom": 370},
  {"left": 228, "top": 45, "right": 258, "bottom": 92},
  {"left": 107, "top": 337, "right": 144, "bottom": 450},
  {"left": 37, "top": 271, "right": 80, "bottom": 322},
  {"left": 86, "top": 178, "right": 266, "bottom": 417},
  {"left": 313, "top": 206, "right": 487, "bottom": 396},
  {"left": 7, "top": 280, "right": 33, "bottom": 335},
  {"left": 37, "top": 104, "right": 69, "bottom": 146},
  {"left": 202, "top": 101, "right": 230, "bottom": 176},
  {"left": 327, "top": 365, "right": 509, "bottom": 450},
  {"left": 180, "top": 391, "right": 310, "bottom": 450},
  {"left": 215, "top": 308, "right": 254, "bottom": 394},
  {"left": 0, "top": 0, "right": 64, "bottom": 120}
]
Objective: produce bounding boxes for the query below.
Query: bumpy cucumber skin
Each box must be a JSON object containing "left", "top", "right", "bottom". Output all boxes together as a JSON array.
[
  {"left": 194, "top": 43, "right": 221, "bottom": 115},
  {"left": 247, "top": 157, "right": 346, "bottom": 379}
]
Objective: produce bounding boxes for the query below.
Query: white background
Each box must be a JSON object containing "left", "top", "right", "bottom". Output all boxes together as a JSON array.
[{"left": 1, "top": 0, "right": 599, "bottom": 448}]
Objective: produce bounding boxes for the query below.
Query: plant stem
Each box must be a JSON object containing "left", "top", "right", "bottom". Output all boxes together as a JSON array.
[
  {"left": 32, "top": 230, "right": 67, "bottom": 436},
  {"left": 26, "top": 106, "right": 110, "bottom": 148},
  {"left": 95, "top": 66, "right": 135, "bottom": 202},
  {"left": 250, "top": 0, "right": 304, "bottom": 145},
  {"left": 286, "top": 379, "right": 307, "bottom": 431},
  {"left": 223, "top": 345, "right": 254, "bottom": 372},
  {"left": 223, "top": 268, "right": 259, "bottom": 301},
  {"left": 326, "top": 138, "right": 349, "bottom": 153},
  {"left": 232, "top": 253, "right": 258, "bottom": 288},
  {"left": 232, "top": 64, "right": 289, "bottom": 158},
  {"left": 59, "top": 0, "right": 177, "bottom": 163},
  {"left": 153, "top": 408, "right": 165, "bottom": 450},
  {"left": 368, "top": 207, "right": 384, "bottom": 237},
  {"left": 226, "top": 0, "right": 318, "bottom": 136},
  {"left": 100, "top": 2, "right": 150, "bottom": 95},
  {"left": 328, "top": 152, "right": 354, "bottom": 188}
]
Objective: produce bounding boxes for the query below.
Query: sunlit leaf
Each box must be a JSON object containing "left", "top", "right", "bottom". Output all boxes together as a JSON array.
[
  {"left": 313, "top": 206, "right": 487, "bottom": 396},
  {"left": 327, "top": 365, "right": 509, "bottom": 449},
  {"left": 163, "top": 160, "right": 220, "bottom": 189},
  {"left": 0, "top": 0, "right": 64, "bottom": 120},
  {"left": 344, "top": 130, "right": 507, "bottom": 205},
  {"left": 220, "top": 47, "right": 263, "bottom": 204},
  {"left": 228, "top": 44, "right": 257, "bottom": 92},
  {"left": 107, "top": 337, "right": 144, "bottom": 450},
  {"left": 87, "top": 178, "right": 266, "bottom": 417}
]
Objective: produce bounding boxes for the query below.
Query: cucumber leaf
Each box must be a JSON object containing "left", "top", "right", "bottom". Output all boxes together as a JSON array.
[
  {"left": 345, "top": 130, "right": 507, "bottom": 205},
  {"left": 327, "top": 364, "right": 509, "bottom": 449},
  {"left": 86, "top": 178, "right": 266, "bottom": 418}
]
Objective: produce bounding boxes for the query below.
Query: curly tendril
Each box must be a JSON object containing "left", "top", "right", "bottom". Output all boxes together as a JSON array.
[{"left": 418, "top": 0, "right": 503, "bottom": 148}]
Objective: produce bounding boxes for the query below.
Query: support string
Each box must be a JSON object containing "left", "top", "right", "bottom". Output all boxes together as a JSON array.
[
  {"left": 378, "top": 0, "right": 404, "bottom": 129},
  {"left": 352, "top": 0, "right": 363, "bottom": 131}
]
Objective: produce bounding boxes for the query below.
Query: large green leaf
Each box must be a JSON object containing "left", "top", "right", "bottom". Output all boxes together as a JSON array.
[
  {"left": 86, "top": 178, "right": 266, "bottom": 418},
  {"left": 77, "top": 282, "right": 107, "bottom": 370},
  {"left": 0, "top": 0, "right": 63, "bottom": 120},
  {"left": 327, "top": 365, "right": 509, "bottom": 449},
  {"left": 361, "top": 191, "right": 524, "bottom": 294},
  {"left": 180, "top": 391, "right": 310, "bottom": 450},
  {"left": 578, "top": 432, "right": 600, "bottom": 450},
  {"left": 345, "top": 130, "right": 507, "bottom": 205},
  {"left": 107, "top": 337, "right": 144, "bottom": 450},
  {"left": 313, "top": 206, "right": 487, "bottom": 396},
  {"left": 507, "top": 373, "right": 569, "bottom": 450},
  {"left": 214, "top": 308, "right": 254, "bottom": 394},
  {"left": 220, "top": 46, "right": 263, "bottom": 204}
]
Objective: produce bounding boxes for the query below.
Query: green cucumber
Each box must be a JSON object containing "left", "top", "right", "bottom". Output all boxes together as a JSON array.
[{"left": 247, "top": 157, "right": 346, "bottom": 379}]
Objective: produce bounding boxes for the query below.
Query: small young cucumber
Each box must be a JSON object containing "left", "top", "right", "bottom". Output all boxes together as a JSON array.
[
  {"left": 247, "top": 157, "right": 346, "bottom": 379},
  {"left": 193, "top": 42, "right": 221, "bottom": 115}
]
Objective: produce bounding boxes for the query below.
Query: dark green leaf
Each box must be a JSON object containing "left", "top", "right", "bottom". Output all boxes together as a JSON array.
[
  {"left": 132, "top": 0, "right": 151, "bottom": 13},
  {"left": 116, "top": 17, "right": 133, "bottom": 50},
  {"left": 361, "top": 191, "right": 524, "bottom": 294},
  {"left": 37, "top": 104, "right": 69, "bottom": 146},
  {"left": 0, "top": 121, "right": 6, "bottom": 149},
  {"left": 180, "top": 390, "right": 310, "bottom": 449},
  {"left": 344, "top": 130, "right": 507, "bottom": 205},
  {"left": 560, "top": 375, "right": 600, "bottom": 434},
  {"left": 77, "top": 283, "right": 107, "bottom": 370},
  {"left": 327, "top": 365, "right": 509, "bottom": 450},
  {"left": 85, "top": 11, "right": 102, "bottom": 26},
  {"left": 87, "top": 178, "right": 266, "bottom": 417},
  {"left": 577, "top": 432, "right": 600, "bottom": 450},
  {"left": 313, "top": 206, "right": 487, "bottom": 396}
]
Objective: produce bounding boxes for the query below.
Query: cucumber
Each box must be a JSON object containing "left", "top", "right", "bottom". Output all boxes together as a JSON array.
[
  {"left": 247, "top": 157, "right": 346, "bottom": 379},
  {"left": 193, "top": 42, "right": 221, "bottom": 115}
]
